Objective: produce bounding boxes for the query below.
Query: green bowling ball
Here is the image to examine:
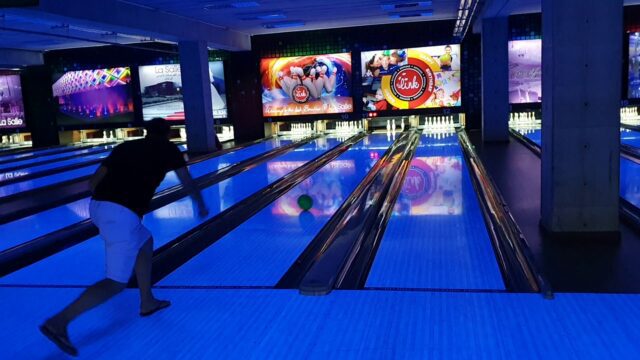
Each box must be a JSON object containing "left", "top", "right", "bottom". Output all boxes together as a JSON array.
[
  {"left": 297, "top": 194, "right": 313, "bottom": 211},
  {"left": 440, "top": 54, "right": 452, "bottom": 66}
]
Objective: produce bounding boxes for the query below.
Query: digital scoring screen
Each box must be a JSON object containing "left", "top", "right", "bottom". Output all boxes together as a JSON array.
[
  {"left": 0, "top": 70, "right": 26, "bottom": 130},
  {"left": 138, "top": 61, "right": 227, "bottom": 121},
  {"left": 394, "top": 156, "right": 463, "bottom": 216},
  {"left": 52, "top": 67, "right": 134, "bottom": 126},
  {"left": 508, "top": 39, "right": 542, "bottom": 104},
  {"left": 361, "top": 45, "right": 461, "bottom": 111},
  {"left": 260, "top": 53, "right": 353, "bottom": 117}
]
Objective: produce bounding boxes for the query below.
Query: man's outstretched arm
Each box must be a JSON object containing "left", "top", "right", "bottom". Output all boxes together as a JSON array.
[
  {"left": 175, "top": 167, "right": 208, "bottom": 217},
  {"left": 89, "top": 166, "right": 108, "bottom": 194}
]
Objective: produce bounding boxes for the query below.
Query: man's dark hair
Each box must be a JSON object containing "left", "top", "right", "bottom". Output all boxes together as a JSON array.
[{"left": 145, "top": 118, "right": 171, "bottom": 137}]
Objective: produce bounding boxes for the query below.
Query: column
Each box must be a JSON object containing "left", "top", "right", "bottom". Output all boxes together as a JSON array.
[
  {"left": 541, "top": 0, "right": 623, "bottom": 235},
  {"left": 179, "top": 40, "right": 218, "bottom": 154},
  {"left": 481, "top": 17, "right": 510, "bottom": 142}
]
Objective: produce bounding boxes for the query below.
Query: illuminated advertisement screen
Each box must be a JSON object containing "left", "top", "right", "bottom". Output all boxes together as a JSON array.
[
  {"left": 138, "top": 61, "right": 227, "bottom": 121},
  {"left": 260, "top": 53, "right": 353, "bottom": 117},
  {"left": 52, "top": 67, "right": 134, "bottom": 126},
  {"left": 361, "top": 45, "right": 461, "bottom": 111},
  {"left": 267, "top": 160, "right": 356, "bottom": 216},
  {"left": 630, "top": 34, "right": 640, "bottom": 99},
  {"left": 0, "top": 70, "right": 26, "bottom": 129},
  {"left": 508, "top": 39, "right": 542, "bottom": 104},
  {"left": 394, "top": 156, "right": 462, "bottom": 216}
]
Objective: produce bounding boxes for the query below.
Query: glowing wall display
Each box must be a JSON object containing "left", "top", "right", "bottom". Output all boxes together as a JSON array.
[
  {"left": 630, "top": 33, "right": 640, "bottom": 99},
  {"left": 394, "top": 156, "right": 462, "bottom": 215},
  {"left": 139, "top": 62, "right": 227, "bottom": 121},
  {"left": 261, "top": 53, "right": 353, "bottom": 117},
  {"left": 361, "top": 45, "right": 461, "bottom": 111},
  {"left": 508, "top": 39, "right": 542, "bottom": 104},
  {"left": 0, "top": 71, "right": 25, "bottom": 129},
  {"left": 52, "top": 67, "right": 134, "bottom": 126}
]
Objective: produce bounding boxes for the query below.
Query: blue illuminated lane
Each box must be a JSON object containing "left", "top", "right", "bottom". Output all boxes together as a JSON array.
[
  {"left": 0, "top": 144, "right": 116, "bottom": 172},
  {"left": 366, "top": 134, "right": 505, "bottom": 290},
  {"left": 0, "top": 144, "right": 85, "bottom": 163},
  {"left": 160, "top": 134, "right": 393, "bottom": 287},
  {"left": 0, "top": 150, "right": 111, "bottom": 183},
  {"left": 515, "top": 127, "right": 640, "bottom": 214},
  {"left": 0, "top": 137, "right": 341, "bottom": 285},
  {"left": 621, "top": 129, "right": 640, "bottom": 149},
  {"left": 0, "top": 139, "right": 289, "bottom": 253},
  {"left": 0, "top": 145, "right": 192, "bottom": 198}
]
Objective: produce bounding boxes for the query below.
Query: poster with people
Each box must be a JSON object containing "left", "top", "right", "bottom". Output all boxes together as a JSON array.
[
  {"left": 361, "top": 45, "right": 461, "bottom": 111},
  {"left": 261, "top": 53, "right": 353, "bottom": 117},
  {"left": 508, "top": 39, "right": 542, "bottom": 104}
]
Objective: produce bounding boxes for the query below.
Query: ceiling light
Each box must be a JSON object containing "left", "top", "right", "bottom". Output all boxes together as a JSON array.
[{"left": 262, "top": 21, "right": 305, "bottom": 29}]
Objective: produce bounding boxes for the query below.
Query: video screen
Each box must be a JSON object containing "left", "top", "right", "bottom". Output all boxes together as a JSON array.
[
  {"left": 261, "top": 53, "right": 353, "bottom": 117},
  {"left": 394, "top": 156, "right": 462, "bottom": 215},
  {"left": 508, "top": 40, "right": 542, "bottom": 104},
  {"left": 139, "top": 61, "right": 227, "bottom": 121},
  {"left": 361, "top": 45, "right": 461, "bottom": 111},
  {"left": 0, "top": 71, "right": 26, "bottom": 130},
  {"left": 630, "top": 34, "right": 640, "bottom": 99},
  {"left": 267, "top": 159, "right": 355, "bottom": 216},
  {"left": 52, "top": 67, "right": 134, "bottom": 126}
]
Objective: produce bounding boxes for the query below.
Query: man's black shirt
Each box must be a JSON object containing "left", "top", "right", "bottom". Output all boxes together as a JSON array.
[{"left": 92, "top": 137, "right": 186, "bottom": 217}]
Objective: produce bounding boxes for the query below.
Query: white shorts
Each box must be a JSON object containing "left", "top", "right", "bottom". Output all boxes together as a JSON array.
[{"left": 89, "top": 200, "right": 152, "bottom": 283}]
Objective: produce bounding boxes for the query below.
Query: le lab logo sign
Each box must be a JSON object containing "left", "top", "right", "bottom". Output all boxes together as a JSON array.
[
  {"left": 292, "top": 84, "right": 311, "bottom": 104},
  {"left": 391, "top": 64, "right": 433, "bottom": 102}
]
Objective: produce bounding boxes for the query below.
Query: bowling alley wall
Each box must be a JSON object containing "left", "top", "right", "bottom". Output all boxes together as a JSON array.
[{"left": 13, "top": 6, "right": 640, "bottom": 146}]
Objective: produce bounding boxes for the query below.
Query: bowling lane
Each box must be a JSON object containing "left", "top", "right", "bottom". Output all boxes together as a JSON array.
[
  {"left": 0, "top": 137, "right": 342, "bottom": 285},
  {"left": 159, "top": 134, "right": 394, "bottom": 287},
  {"left": 0, "top": 144, "right": 86, "bottom": 164},
  {"left": 515, "top": 127, "right": 640, "bottom": 212},
  {"left": 365, "top": 134, "right": 505, "bottom": 290},
  {"left": 0, "top": 139, "right": 289, "bottom": 253},
  {"left": 0, "top": 148, "right": 112, "bottom": 183},
  {"left": 0, "top": 144, "right": 193, "bottom": 198},
  {"left": 517, "top": 128, "right": 640, "bottom": 149},
  {"left": 0, "top": 143, "right": 115, "bottom": 172},
  {"left": 621, "top": 128, "right": 640, "bottom": 148}
]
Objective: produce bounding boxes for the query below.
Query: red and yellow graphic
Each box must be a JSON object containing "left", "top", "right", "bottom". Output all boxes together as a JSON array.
[
  {"left": 362, "top": 45, "right": 462, "bottom": 111},
  {"left": 261, "top": 53, "right": 353, "bottom": 117}
]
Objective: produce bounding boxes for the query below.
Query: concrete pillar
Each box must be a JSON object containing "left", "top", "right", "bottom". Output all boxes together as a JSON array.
[
  {"left": 179, "top": 40, "right": 218, "bottom": 154},
  {"left": 481, "top": 17, "right": 510, "bottom": 142},
  {"left": 541, "top": 0, "right": 623, "bottom": 235}
]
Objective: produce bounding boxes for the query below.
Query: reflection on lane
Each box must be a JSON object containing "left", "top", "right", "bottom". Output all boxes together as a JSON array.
[
  {"left": 159, "top": 134, "right": 393, "bottom": 287},
  {"left": 395, "top": 155, "right": 463, "bottom": 216},
  {"left": 0, "top": 137, "right": 342, "bottom": 285},
  {"left": 365, "top": 134, "right": 506, "bottom": 291}
]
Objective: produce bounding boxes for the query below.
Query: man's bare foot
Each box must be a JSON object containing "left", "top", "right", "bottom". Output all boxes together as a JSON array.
[
  {"left": 40, "top": 320, "right": 78, "bottom": 356},
  {"left": 140, "top": 299, "right": 171, "bottom": 317}
]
